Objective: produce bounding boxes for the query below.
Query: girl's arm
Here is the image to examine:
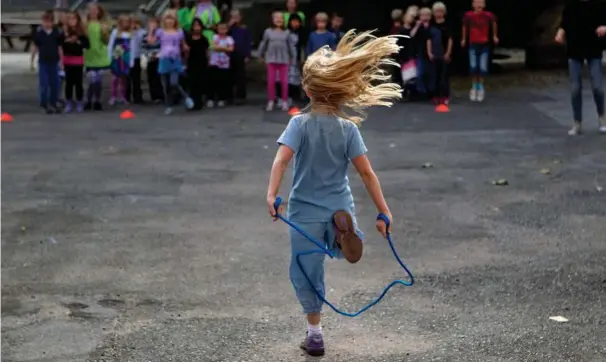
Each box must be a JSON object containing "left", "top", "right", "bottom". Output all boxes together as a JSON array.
[
  {"left": 426, "top": 37, "right": 433, "bottom": 60},
  {"left": 492, "top": 15, "right": 499, "bottom": 43},
  {"left": 267, "top": 145, "right": 294, "bottom": 217},
  {"left": 351, "top": 154, "right": 391, "bottom": 221},
  {"left": 306, "top": 33, "right": 313, "bottom": 56},
  {"left": 107, "top": 28, "right": 117, "bottom": 59},
  {"left": 258, "top": 29, "right": 269, "bottom": 58},
  {"left": 226, "top": 36, "right": 234, "bottom": 52},
  {"left": 460, "top": 21, "right": 467, "bottom": 46},
  {"left": 30, "top": 43, "right": 37, "bottom": 70},
  {"left": 445, "top": 33, "right": 453, "bottom": 59}
]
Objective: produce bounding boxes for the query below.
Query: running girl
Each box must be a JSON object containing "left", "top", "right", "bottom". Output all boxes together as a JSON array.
[
  {"left": 83, "top": 2, "right": 110, "bottom": 110},
  {"left": 258, "top": 11, "right": 295, "bottom": 111},
  {"left": 157, "top": 10, "right": 194, "bottom": 115},
  {"left": 266, "top": 30, "right": 397, "bottom": 357},
  {"left": 61, "top": 11, "right": 89, "bottom": 113},
  {"left": 108, "top": 14, "right": 133, "bottom": 105}
]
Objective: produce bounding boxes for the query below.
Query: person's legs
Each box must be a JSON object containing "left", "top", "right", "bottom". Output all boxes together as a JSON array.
[
  {"left": 266, "top": 63, "right": 277, "bottom": 101},
  {"left": 119, "top": 76, "right": 128, "bottom": 103},
  {"left": 476, "top": 45, "right": 489, "bottom": 101},
  {"left": 161, "top": 73, "right": 173, "bottom": 107},
  {"left": 64, "top": 66, "right": 75, "bottom": 102},
  {"left": 235, "top": 55, "right": 247, "bottom": 102},
  {"left": 49, "top": 62, "right": 59, "bottom": 108},
  {"left": 278, "top": 64, "right": 289, "bottom": 106},
  {"left": 443, "top": 62, "right": 451, "bottom": 102},
  {"left": 131, "top": 58, "right": 143, "bottom": 103},
  {"left": 64, "top": 66, "right": 75, "bottom": 112},
  {"left": 588, "top": 58, "right": 605, "bottom": 118},
  {"left": 38, "top": 62, "right": 50, "bottom": 108},
  {"left": 74, "top": 66, "right": 84, "bottom": 103},
  {"left": 110, "top": 75, "right": 119, "bottom": 104},
  {"left": 147, "top": 60, "right": 163, "bottom": 101},
  {"left": 415, "top": 57, "right": 426, "bottom": 95},
  {"left": 188, "top": 67, "right": 202, "bottom": 109},
  {"left": 92, "top": 70, "right": 103, "bottom": 109},
  {"left": 170, "top": 70, "right": 192, "bottom": 108},
  {"left": 217, "top": 68, "right": 230, "bottom": 104},
  {"left": 468, "top": 46, "right": 478, "bottom": 100},
  {"left": 568, "top": 58, "right": 584, "bottom": 135},
  {"left": 289, "top": 222, "right": 327, "bottom": 356},
  {"left": 85, "top": 70, "right": 95, "bottom": 106},
  {"left": 427, "top": 60, "right": 437, "bottom": 101}
]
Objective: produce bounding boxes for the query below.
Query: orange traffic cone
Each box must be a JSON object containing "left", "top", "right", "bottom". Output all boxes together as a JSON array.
[
  {"left": 435, "top": 104, "right": 449, "bottom": 113},
  {"left": 288, "top": 106, "right": 301, "bottom": 116},
  {"left": 1, "top": 112, "right": 14, "bottom": 122},
  {"left": 120, "top": 110, "right": 135, "bottom": 119}
]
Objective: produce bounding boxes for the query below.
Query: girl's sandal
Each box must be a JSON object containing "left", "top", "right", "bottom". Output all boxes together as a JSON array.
[{"left": 333, "top": 210, "right": 363, "bottom": 263}]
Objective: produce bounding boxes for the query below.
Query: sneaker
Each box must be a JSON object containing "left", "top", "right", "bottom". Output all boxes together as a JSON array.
[
  {"left": 93, "top": 102, "right": 103, "bottom": 111},
  {"left": 64, "top": 101, "right": 73, "bottom": 113},
  {"left": 217, "top": 101, "right": 226, "bottom": 108},
  {"left": 266, "top": 100, "right": 275, "bottom": 111},
  {"left": 599, "top": 116, "right": 606, "bottom": 134},
  {"left": 206, "top": 100, "right": 215, "bottom": 109},
  {"left": 45, "top": 106, "right": 57, "bottom": 114},
  {"left": 84, "top": 101, "right": 92, "bottom": 110},
  {"left": 300, "top": 333, "right": 325, "bottom": 357},
  {"left": 333, "top": 210, "right": 363, "bottom": 263},
  {"left": 76, "top": 102, "right": 84, "bottom": 113},
  {"left": 469, "top": 88, "right": 477, "bottom": 101},
  {"left": 185, "top": 97, "right": 195, "bottom": 109},
  {"left": 108, "top": 97, "right": 116, "bottom": 106},
  {"left": 280, "top": 101, "right": 289, "bottom": 111},
  {"left": 476, "top": 88, "right": 485, "bottom": 102},
  {"left": 568, "top": 122, "right": 582, "bottom": 136},
  {"left": 164, "top": 107, "right": 173, "bottom": 115}
]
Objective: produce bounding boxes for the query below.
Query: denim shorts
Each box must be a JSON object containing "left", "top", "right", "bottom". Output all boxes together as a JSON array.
[
  {"left": 158, "top": 57, "right": 183, "bottom": 75},
  {"left": 469, "top": 44, "right": 490, "bottom": 76}
]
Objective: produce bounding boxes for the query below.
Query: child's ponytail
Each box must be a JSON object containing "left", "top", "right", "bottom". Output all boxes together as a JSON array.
[{"left": 302, "top": 30, "right": 402, "bottom": 125}]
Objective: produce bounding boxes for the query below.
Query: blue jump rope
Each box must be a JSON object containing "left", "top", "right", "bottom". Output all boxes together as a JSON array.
[{"left": 273, "top": 197, "right": 415, "bottom": 317}]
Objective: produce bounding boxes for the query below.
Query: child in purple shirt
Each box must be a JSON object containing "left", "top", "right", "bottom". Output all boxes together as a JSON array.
[{"left": 157, "top": 11, "right": 193, "bottom": 115}]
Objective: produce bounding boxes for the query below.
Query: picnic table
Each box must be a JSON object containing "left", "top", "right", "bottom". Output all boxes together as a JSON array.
[{"left": 1, "top": 13, "right": 42, "bottom": 52}]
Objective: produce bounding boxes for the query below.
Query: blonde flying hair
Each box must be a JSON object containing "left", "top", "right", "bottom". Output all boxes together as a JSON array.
[{"left": 302, "top": 30, "right": 402, "bottom": 125}]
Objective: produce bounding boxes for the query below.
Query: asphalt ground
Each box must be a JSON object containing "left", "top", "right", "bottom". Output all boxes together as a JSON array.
[{"left": 1, "top": 71, "right": 605, "bottom": 362}]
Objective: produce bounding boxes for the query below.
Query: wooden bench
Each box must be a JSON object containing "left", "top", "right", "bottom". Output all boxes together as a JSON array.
[{"left": 1, "top": 20, "right": 39, "bottom": 52}]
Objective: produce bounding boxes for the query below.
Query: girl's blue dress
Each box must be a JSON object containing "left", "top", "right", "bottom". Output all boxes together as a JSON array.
[{"left": 110, "top": 36, "right": 131, "bottom": 77}]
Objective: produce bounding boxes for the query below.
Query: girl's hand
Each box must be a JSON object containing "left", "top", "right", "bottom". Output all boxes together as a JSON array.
[
  {"left": 428, "top": 53, "right": 434, "bottom": 61},
  {"left": 493, "top": 36, "right": 499, "bottom": 45},
  {"left": 444, "top": 53, "right": 451, "bottom": 63},
  {"left": 267, "top": 195, "right": 282, "bottom": 220},
  {"left": 555, "top": 29, "right": 565, "bottom": 44},
  {"left": 375, "top": 213, "right": 392, "bottom": 239},
  {"left": 460, "top": 39, "right": 466, "bottom": 48},
  {"left": 597, "top": 26, "right": 606, "bottom": 37}
]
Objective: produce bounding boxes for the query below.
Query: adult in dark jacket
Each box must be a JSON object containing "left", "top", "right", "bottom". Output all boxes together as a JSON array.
[{"left": 555, "top": 0, "right": 606, "bottom": 135}]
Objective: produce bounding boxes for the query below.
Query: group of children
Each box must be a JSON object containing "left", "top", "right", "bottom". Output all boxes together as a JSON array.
[
  {"left": 258, "top": 9, "right": 345, "bottom": 111},
  {"left": 392, "top": 0, "right": 498, "bottom": 105},
  {"left": 31, "top": 1, "right": 253, "bottom": 115}
]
